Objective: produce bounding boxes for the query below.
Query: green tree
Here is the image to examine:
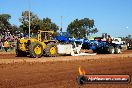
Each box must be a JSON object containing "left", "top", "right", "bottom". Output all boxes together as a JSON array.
[
  {"left": 128, "top": 35, "right": 132, "bottom": 39},
  {"left": 67, "top": 18, "right": 98, "bottom": 38},
  {"left": 39, "top": 17, "right": 59, "bottom": 32},
  {"left": 19, "top": 11, "right": 40, "bottom": 33},
  {"left": 0, "top": 14, "right": 12, "bottom": 33},
  {"left": 19, "top": 11, "right": 59, "bottom": 34},
  {"left": 90, "top": 28, "right": 98, "bottom": 35}
]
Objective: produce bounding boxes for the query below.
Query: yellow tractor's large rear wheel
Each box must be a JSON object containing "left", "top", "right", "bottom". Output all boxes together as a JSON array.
[
  {"left": 29, "top": 42, "right": 43, "bottom": 58},
  {"left": 45, "top": 42, "right": 58, "bottom": 57}
]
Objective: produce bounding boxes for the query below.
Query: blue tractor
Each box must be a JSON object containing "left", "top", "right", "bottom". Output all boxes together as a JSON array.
[
  {"left": 82, "top": 37, "right": 121, "bottom": 54},
  {"left": 55, "top": 32, "right": 71, "bottom": 43}
]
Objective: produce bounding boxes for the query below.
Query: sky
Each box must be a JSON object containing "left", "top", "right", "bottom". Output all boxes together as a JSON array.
[{"left": 0, "top": 0, "right": 132, "bottom": 37}]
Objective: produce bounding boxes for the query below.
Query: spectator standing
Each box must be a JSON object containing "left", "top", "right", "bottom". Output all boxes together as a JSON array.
[{"left": 4, "top": 39, "right": 9, "bottom": 52}]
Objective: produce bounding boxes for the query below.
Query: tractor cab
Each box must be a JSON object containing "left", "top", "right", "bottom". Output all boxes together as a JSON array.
[{"left": 37, "top": 30, "right": 54, "bottom": 42}]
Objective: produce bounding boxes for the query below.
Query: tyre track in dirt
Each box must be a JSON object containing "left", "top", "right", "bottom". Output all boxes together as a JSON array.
[{"left": 0, "top": 53, "right": 132, "bottom": 64}]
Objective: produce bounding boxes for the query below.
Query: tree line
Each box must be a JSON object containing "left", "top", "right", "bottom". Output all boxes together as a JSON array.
[{"left": 0, "top": 11, "right": 98, "bottom": 38}]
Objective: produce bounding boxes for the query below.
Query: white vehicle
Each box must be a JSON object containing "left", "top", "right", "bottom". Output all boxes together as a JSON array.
[
  {"left": 112, "top": 38, "right": 123, "bottom": 45},
  {"left": 112, "top": 38, "right": 128, "bottom": 50}
]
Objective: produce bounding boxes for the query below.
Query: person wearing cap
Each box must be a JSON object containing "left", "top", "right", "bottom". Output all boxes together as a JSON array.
[{"left": 4, "top": 39, "right": 9, "bottom": 52}]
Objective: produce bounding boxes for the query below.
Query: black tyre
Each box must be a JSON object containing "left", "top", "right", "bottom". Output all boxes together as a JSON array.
[
  {"left": 16, "top": 49, "right": 21, "bottom": 56},
  {"left": 16, "top": 40, "right": 21, "bottom": 57},
  {"left": 29, "top": 42, "right": 43, "bottom": 58},
  {"left": 45, "top": 42, "right": 58, "bottom": 57},
  {"left": 115, "top": 47, "right": 121, "bottom": 54},
  {"left": 16, "top": 49, "right": 27, "bottom": 57},
  {"left": 15, "top": 40, "right": 27, "bottom": 57},
  {"left": 108, "top": 46, "right": 115, "bottom": 54}
]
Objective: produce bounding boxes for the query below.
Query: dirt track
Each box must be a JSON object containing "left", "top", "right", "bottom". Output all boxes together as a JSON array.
[{"left": 0, "top": 50, "right": 132, "bottom": 88}]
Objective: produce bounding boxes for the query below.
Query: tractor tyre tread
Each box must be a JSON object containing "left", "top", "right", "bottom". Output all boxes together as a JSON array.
[
  {"left": 45, "top": 42, "right": 58, "bottom": 57},
  {"left": 29, "top": 42, "right": 43, "bottom": 58}
]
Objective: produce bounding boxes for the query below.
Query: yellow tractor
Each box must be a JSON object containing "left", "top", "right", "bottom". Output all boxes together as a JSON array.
[{"left": 16, "top": 30, "right": 58, "bottom": 58}]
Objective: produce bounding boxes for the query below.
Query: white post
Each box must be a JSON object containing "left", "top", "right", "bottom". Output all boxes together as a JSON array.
[{"left": 28, "top": 0, "right": 31, "bottom": 39}]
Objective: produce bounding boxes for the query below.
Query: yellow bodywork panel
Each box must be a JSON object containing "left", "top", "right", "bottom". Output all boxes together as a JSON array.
[
  {"left": 19, "top": 38, "right": 38, "bottom": 51},
  {"left": 19, "top": 38, "right": 47, "bottom": 51},
  {"left": 19, "top": 43, "right": 27, "bottom": 51},
  {"left": 19, "top": 39, "right": 28, "bottom": 51},
  {"left": 40, "top": 42, "right": 46, "bottom": 49}
]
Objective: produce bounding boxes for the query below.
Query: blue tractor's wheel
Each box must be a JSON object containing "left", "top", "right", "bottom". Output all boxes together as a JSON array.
[
  {"left": 108, "top": 46, "right": 115, "bottom": 54},
  {"left": 115, "top": 47, "right": 121, "bottom": 54}
]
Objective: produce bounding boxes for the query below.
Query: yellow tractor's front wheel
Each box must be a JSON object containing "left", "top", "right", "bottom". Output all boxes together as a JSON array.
[
  {"left": 45, "top": 42, "right": 58, "bottom": 57},
  {"left": 29, "top": 42, "right": 43, "bottom": 58}
]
